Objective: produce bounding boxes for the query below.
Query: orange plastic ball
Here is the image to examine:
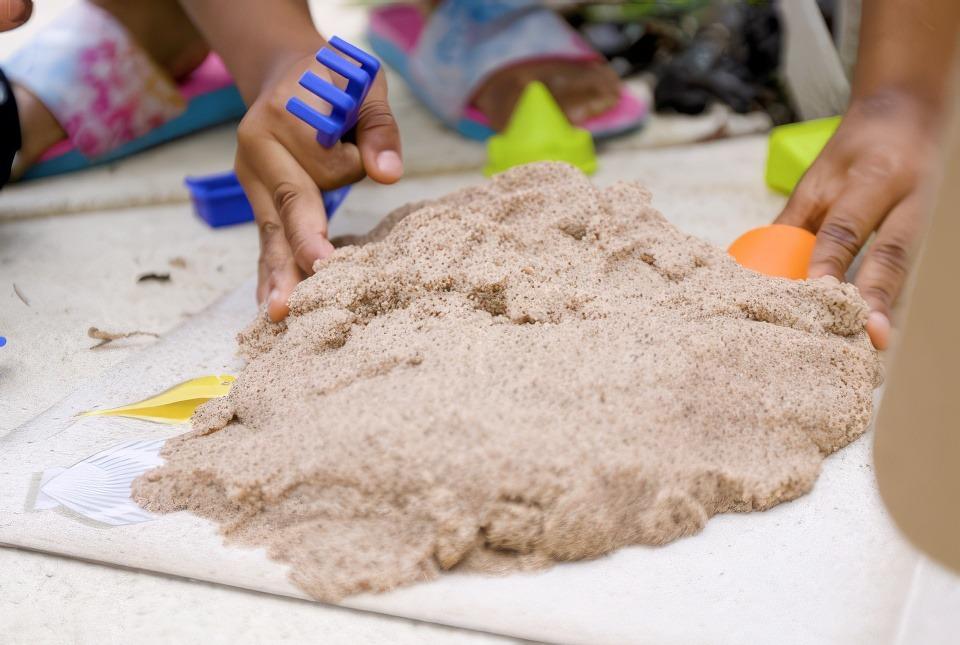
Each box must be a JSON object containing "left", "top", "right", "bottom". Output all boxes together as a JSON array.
[{"left": 728, "top": 224, "right": 817, "bottom": 280}]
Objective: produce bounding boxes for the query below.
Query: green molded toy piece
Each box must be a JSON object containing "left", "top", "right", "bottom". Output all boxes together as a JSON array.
[
  {"left": 765, "top": 115, "right": 841, "bottom": 194},
  {"left": 485, "top": 81, "right": 597, "bottom": 177}
]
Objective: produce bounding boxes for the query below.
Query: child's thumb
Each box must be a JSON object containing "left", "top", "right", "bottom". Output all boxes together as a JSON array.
[
  {"left": 355, "top": 73, "right": 403, "bottom": 185},
  {"left": 0, "top": 0, "right": 33, "bottom": 31}
]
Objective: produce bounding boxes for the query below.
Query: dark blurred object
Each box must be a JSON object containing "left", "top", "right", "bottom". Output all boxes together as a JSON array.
[
  {"left": 567, "top": 1, "right": 796, "bottom": 124},
  {"left": 653, "top": 3, "right": 781, "bottom": 117},
  {"left": 565, "top": 2, "right": 698, "bottom": 77},
  {"left": 817, "top": 0, "right": 835, "bottom": 32},
  {"left": 575, "top": 21, "right": 660, "bottom": 76}
]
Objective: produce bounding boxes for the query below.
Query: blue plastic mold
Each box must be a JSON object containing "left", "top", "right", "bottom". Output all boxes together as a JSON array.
[
  {"left": 185, "top": 171, "right": 254, "bottom": 228},
  {"left": 0, "top": 336, "right": 7, "bottom": 347},
  {"left": 186, "top": 37, "right": 378, "bottom": 228},
  {"left": 185, "top": 171, "right": 350, "bottom": 228}
]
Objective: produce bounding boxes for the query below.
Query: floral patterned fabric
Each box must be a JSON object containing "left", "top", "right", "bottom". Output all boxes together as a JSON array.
[{"left": 3, "top": 2, "right": 184, "bottom": 158}]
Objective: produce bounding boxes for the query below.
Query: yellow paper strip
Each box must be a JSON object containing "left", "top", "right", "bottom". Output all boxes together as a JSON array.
[{"left": 81, "top": 374, "right": 235, "bottom": 424}]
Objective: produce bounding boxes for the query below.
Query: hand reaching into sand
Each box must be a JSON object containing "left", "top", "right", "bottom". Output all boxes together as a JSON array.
[
  {"left": 774, "top": 92, "right": 936, "bottom": 350},
  {"left": 234, "top": 53, "right": 403, "bottom": 321},
  {"left": 775, "top": 0, "right": 960, "bottom": 350},
  {"left": 179, "top": 0, "right": 404, "bottom": 322}
]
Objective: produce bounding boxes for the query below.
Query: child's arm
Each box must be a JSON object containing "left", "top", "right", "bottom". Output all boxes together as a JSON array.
[
  {"left": 775, "top": 0, "right": 960, "bottom": 349},
  {"left": 180, "top": 0, "right": 403, "bottom": 321}
]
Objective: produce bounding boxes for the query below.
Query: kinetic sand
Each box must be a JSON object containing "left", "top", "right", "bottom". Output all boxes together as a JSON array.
[{"left": 134, "top": 163, "right": 881, "bottom": 600}]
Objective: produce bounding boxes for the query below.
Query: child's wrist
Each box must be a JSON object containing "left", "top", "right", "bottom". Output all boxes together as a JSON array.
[
  {"left": 847, "top": 86, "right": 945, "bottom": 135},
  {"left": 850, "top": 84, "right": 945, "bottom": 122}
]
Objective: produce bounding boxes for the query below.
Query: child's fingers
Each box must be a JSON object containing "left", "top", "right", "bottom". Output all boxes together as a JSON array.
[
  {"left": 0, "top": 0, "right": 32, "bottom": 31},
  {"left": 865, "top": 310, "right": 892, "bottom": 351},
  {"left": 774, "top": 159, "right": 839, "bottom": 231},
  {"left": 243, "top": 178, "right": 300, "bottom": 317},
  {"left": 238, "top": 159, "right": 312, "bottom": 322},
  {"left": 253, "top": 218, "right": 301, "bottom": 313},
  {"left": 854, "top": 192, "right": 923, "bottom": 350},
  {"left": 355, "top": 73, "right": 403, "bottom": 185},
  {"left": 806, "top": 170, "right": 904, "bottom": 280},
  {"left": 286, "top": 136, "right": 367, "bottom": 189},
  {"left": 266, "top": 265, "right": 304, "bottom": 322},
  {"left": 248, "top": 139, "right": 335, "bottom": 276}
]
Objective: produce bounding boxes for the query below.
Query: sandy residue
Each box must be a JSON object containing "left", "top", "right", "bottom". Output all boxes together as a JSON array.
[{"left": 134, "top": 163, "right": 882, "bottom": 601}]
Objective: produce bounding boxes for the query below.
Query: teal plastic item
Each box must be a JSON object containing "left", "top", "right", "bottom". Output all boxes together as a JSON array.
[{"left": 765, "top": 116, "right": 841, "bottom": 195}]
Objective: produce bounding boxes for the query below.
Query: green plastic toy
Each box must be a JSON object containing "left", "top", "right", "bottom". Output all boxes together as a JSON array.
[
  {"left": 484, "top": 81, "right": 597, "bottom": 177},
  {"left": 765, "top": 115, "right": 841, "bottom": 194}
]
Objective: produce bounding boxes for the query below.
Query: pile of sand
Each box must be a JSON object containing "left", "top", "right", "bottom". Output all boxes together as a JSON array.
[{"left": 134, "top": 163, "right": 882, "bottom": 601}]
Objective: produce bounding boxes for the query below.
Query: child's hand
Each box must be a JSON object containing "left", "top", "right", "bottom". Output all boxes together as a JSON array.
[
  {"left": 235, "top": 51, "right": 403, "bottom": 322},
  {"left": 774, "top": 92, "right": 938, "bottom": 350}
]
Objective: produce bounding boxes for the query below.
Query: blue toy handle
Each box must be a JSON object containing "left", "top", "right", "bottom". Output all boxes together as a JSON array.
[{"left": 286, "top": 36, "right": 381, "bottom": 147}]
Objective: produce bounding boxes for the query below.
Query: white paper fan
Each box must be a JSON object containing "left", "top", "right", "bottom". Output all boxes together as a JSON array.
[{"left": 39, "top": 439, "right": 166, "bottom": 526}]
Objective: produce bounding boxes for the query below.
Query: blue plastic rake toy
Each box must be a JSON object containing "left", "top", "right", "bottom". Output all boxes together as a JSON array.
[
  {"left": 186, "top": 37, "right": 380, "bottom": 228},
  {"left": 286, "top": 36, "right": 381, "bottom": 147}
]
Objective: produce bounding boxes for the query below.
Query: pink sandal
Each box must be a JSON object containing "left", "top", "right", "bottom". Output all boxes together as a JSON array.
[
  {"left": 3, "top": 1, "right": 245, "bottom": 181},
  {"left": 368, "top": 1, "right": 648, "bottom": 141}
]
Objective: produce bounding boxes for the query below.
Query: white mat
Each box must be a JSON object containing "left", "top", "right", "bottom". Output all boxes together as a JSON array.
[
  {"left": 0, "top": 142, "right": 928, "bottom": 642},
  {"left": 0, "top": 278, "right": 921, "bottom": 644}
]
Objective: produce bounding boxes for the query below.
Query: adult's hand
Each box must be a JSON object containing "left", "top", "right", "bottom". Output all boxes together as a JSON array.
[
  {"left": 0, "top": 0, "right": 32, "bottom": 31},
  {"left": 774, "top": 92, "right": 938, "bottom": 350}
]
